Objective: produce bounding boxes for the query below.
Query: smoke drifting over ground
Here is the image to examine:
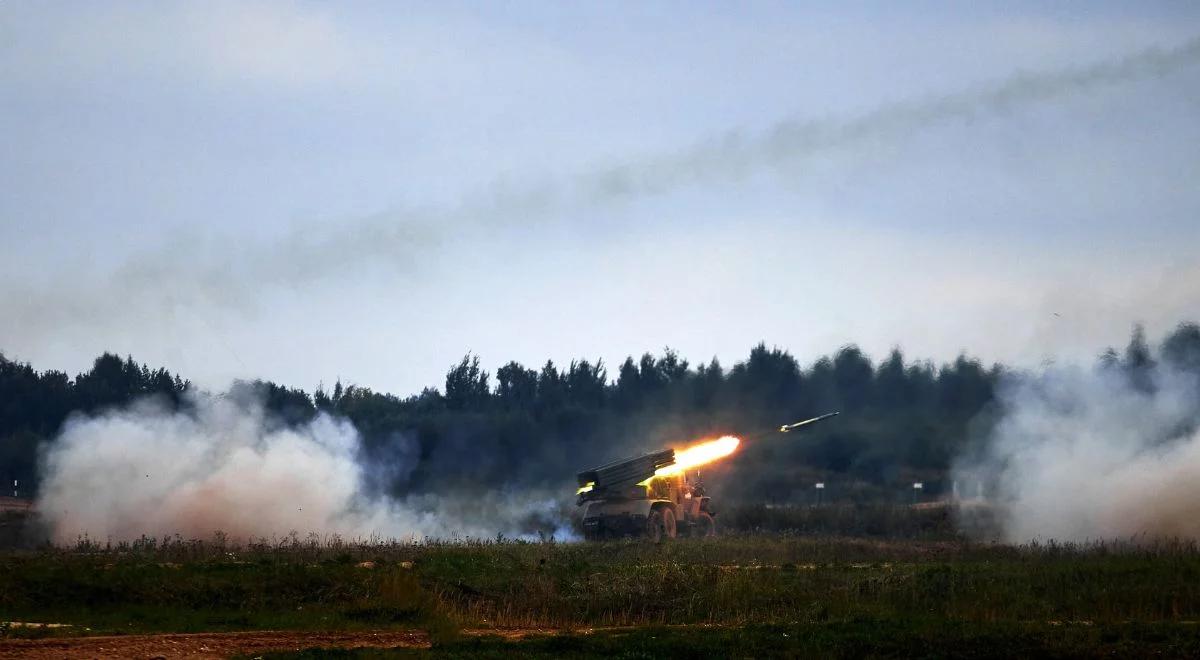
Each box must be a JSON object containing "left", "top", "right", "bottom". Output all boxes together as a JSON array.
[
  {"left": 958, "top": 364, "right": 1200, "bottom": 543},
  {"left": 36, "top": 392, "right": 573, "bottom": 544}
]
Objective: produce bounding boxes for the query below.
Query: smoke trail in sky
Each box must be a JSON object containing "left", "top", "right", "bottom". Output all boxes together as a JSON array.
[
  {"left": 577, "top": 36, "right": 1200, "bottom": 199},
  {"left": 3, "top": 37, "right": 1199, "bottom": 343}
]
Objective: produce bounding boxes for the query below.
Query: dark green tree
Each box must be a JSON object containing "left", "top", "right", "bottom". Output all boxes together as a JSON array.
[
  {"left": 445, "top": 354, "right": 490, "bottom": 410},
  {"left": 496, "top": 361, "right": 538, "bottom": 411}
]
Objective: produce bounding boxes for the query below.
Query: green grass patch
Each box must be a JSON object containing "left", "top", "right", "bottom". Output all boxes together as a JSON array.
[
  {"left": 3, "top": 535, "right": 1200, "bottom": 643},
  {"left": 0, "top": 546, "right": 452, "bottom": 636}
]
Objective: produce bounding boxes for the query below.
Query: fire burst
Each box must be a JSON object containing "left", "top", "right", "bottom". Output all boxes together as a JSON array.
[
  {"left": 577, "top": 435, "right": 741, "bottom": 495},
  {"left": 650, "top": 435, "right": 740, "bottom": 479}
]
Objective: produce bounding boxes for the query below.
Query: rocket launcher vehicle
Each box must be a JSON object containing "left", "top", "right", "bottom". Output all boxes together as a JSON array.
[
  {"left": 574, "top": 412, "right": 840, "bottom": 539},
  {"left": 575, "top": 412, "right": 839, "bottom": 504}
]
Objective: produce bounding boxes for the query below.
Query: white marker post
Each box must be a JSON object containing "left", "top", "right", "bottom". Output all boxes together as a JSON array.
[
  {"left": 912, "top": 481, "right": 923, "bottom": 504},
  {"left": 815, "top": 482, "right": 825, "bottom": 506}
]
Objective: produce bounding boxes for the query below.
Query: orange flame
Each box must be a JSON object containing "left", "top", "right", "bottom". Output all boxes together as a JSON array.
[{"left": 648, "top": 435, "right": 740, "bottom": 480}]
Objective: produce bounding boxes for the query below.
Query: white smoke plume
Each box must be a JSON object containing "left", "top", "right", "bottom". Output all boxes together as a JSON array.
[
  {"left": 957, "top": 364, "right": 1200, "bottom": 543},
  {"left": 36, "top": 392, "right": 575, "bottom": 544}
]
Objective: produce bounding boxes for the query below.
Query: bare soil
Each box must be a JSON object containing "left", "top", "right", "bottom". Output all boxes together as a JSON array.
[{"left": 0, "top": 629, "right": 430, "bottom": 659}]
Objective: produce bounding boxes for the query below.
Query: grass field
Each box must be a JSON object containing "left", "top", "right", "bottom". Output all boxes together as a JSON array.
[
  {"left": 3, "top": 531, "right": 1200, "bottom": 656},
  {"left": 258, "top": 623, "right": 1200, "bottom": 659}
]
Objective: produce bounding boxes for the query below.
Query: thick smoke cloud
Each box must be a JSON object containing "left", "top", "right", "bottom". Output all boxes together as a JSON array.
[
  {"left": 957, "top": 365, "right": 1200, "bottom": 543},
  {"left": 4, "top": 36, "right": 1198, "bottom": 342},
  {"left": 36, "top": 392, "right": 574, "bottom": 544}
]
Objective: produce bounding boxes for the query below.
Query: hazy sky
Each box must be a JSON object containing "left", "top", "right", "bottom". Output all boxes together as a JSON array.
[{"left": 3, "top": 2, "right": 1199, "bottom": 395}]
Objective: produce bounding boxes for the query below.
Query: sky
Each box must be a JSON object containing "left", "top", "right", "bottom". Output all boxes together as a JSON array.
[{"left": 2, "top": 1, "right": 1199, "bottom": 395}]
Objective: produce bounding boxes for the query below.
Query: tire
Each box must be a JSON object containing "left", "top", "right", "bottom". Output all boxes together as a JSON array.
[
  {"left": 694, "top": 512, "right": 716, "bottom": 538},
  {"left": 662, "top": 507, "right": 677, "bottom": 539},
  {"left": 646, "top": 507, "right": 679, "bottom": 543},
  {"left": 645, "top": 510, "right": 663, "bottom": 543}
]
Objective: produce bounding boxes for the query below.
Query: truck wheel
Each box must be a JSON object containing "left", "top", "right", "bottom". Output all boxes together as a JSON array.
[
  {"left": 645, "top": 510, "right": 663, "bottom": 542},
  {"left": 662, "top": 507, "right": 677, "bottom": 539},
  {"left": 694, "top": 512, "right": 716, "bottom": 538}
]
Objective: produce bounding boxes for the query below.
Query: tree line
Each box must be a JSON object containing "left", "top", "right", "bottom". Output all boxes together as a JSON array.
[{"left": 3, "top": 323, "right": 1198, "bottom": 503}]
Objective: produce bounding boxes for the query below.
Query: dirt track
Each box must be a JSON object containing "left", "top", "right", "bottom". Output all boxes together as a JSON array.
[{"left": 0, "top": 629, "right": 433, "bottom": 659}]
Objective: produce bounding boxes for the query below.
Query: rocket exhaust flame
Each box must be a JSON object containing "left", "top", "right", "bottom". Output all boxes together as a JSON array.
[
  {"left": 646, "top": 435, "right": 740, "bottom": 481},
  {"left": 579, "top": 436, "right": 741, "bottom": 494}
]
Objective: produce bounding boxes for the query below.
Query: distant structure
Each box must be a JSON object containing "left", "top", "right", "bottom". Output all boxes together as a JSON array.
[{"left": 0, "top": 496, "right": 32, "bottom": 514}]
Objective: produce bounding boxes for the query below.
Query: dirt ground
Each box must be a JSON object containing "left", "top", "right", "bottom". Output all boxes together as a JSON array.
[{"left": 0, "top": 629, "right": 433, "bottom": 659}]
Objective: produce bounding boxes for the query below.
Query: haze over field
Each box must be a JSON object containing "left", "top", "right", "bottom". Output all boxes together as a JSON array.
[{"left": 3, "top": 3, "right": 1200, "bottom": 394}]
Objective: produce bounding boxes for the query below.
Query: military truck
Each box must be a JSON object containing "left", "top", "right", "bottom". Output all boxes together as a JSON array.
[{"left": 576, "top": 413, "right": 838, "bottom": 541}]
